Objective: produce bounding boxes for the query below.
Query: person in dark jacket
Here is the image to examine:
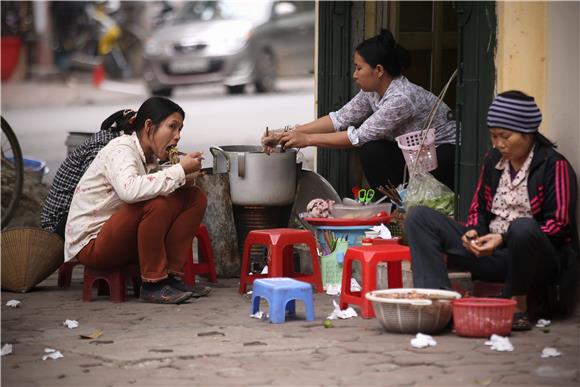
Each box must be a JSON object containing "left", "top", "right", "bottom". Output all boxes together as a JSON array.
[{"left": 405, "top": 90, "right": 578, "bottom": 331}]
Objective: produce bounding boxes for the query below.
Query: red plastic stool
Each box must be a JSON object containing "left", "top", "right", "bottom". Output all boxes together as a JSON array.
[
  {"left": 58, "top": 259, "right": 82, "bottom": 288},
  {"left": 183, "top": 224, "right": 218, "bottom": 286},
  {"left": 340, "top": 244, "right": 411, "bottom": 318},
  {"left": 82, "top": 264, "right": 141, "bottom": 303},
  {"left": 239, "top": 228, "right": 323, "bottom": 294}
]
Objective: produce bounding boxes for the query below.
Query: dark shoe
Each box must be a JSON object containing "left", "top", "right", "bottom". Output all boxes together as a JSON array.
[
  {"left": 190, "top": 284, "right": 212, "bottom": 298},
  {"left": 140, "top": 281, "right": 192, "bottom": 304},
  {"left": 512, "top": 312, "right": 532, "bottom": 331},
  {"left": 168, "top": 275, "right": 212, "bottom": 298}
]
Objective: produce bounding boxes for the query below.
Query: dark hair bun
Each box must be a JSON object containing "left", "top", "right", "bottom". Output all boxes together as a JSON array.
[
  {"left": 100, "top": 109, "right": 137, "bottom": 133},
  {"left": 356, "top": 29, "right": 411, "bottom": 77},
  {"left": 379, "top": 29, "right": 397, "bottom": 49}
]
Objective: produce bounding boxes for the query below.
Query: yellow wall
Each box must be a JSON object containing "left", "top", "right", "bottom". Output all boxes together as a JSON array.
[
  {"left": 498, "top": 1, "right": 580, "bottom": 235},
  {"left": 496, "top": 2, "right": 548, "bottom": 132}
]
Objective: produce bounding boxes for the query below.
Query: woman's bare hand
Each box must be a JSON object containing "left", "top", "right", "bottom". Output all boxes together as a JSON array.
[
  {"left": 462, "top": 231, "right": 502, "bottom": 257},
  {"left": 470, "top": 233, "right": 502, "bottom": 257},
  {"left": 279, "top": 130, "right": 309, "bottom": 149},
  {"left": 461, "top": 230, "right": 480, "bottom": 255},
  {"left": 179, "top": 152, "right": 203, "bottom": 174},
  {"left": 261, "top": 129, "right": 284, "bottom": 154}
]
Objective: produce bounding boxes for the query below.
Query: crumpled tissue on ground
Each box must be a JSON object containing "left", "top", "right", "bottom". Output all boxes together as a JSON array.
[
  {"left": 42, "top": 348, "right": 63, "bottom": 361},
  {"left": 63, "top": 319, "right": 79, "bottom": 329},
  {"left": 6, "top": 300, "right": 21, "bottom": 308},
  {"left": 250, "top": 311, "right": 268, "bottom": 320},
  {"left": 410, "top": 333, "right": 437, "bottom": 349},
  {"left": 541, "top": 347, "right": 562, "bottom": 358},
  {"left": 484, "top": 334, "right": 514, "bottom": 352},
  {"left": 325, "top": 284, "right": 341, "bottom": 296},
  {"left": 325, "top": 279, "right": 361, "bottom": 296},
  {"left": 536, "top": 319, "right": 551, "bottom": 328},
  {"left": 1, "top": 344, "right": 13, "bottom": 356},
  {"left": 327, "top": 300, "right": 357, "bottom": 320},
  {"left": 370, "top": 223, "right": 392, "bottom": 239}
]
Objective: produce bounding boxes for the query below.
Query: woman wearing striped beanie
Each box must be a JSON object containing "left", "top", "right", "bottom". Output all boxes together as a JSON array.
[{"left": 405, "top": 90, "right": 578, "bottom": 331}]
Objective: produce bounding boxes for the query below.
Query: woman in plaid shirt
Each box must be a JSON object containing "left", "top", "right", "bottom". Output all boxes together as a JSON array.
[{"left": 40, "top": 110, "right": 133, "bottom": 237}]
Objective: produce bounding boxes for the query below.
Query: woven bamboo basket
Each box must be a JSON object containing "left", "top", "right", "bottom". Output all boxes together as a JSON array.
[
  {"left": 388, "top": 210, "right": 406, "bottom": 244},
  {"left": 1, "top": 227, "right": 64, "bottom": 292}
]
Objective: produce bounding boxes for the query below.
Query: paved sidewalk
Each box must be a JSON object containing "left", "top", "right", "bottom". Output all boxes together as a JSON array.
[
  {"left": 2, "top": 272, "right": 578, "bottom": 386},
  {"left": 1, "top": 77, "right": 143, "bottom": 110}
]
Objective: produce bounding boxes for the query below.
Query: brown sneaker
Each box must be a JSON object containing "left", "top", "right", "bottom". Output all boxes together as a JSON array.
[
  {"left": 140, "top": 282, "right": 192, "bottom": 304},
  {"left": 190, "top": 284, "right": 212, "bottom": 298},
  {"left": 168, "top": 275, "right": 212, "bottom": 298}
]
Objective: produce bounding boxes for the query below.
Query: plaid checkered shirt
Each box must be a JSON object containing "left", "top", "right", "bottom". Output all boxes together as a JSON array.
[{"left": 40, "top": 129, "right": 121, "bottom": 232}]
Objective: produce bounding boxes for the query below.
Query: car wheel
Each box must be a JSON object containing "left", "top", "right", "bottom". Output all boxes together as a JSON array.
[
  {"left": 150, "top": 87, "right": 173, "bottom": 97},
  {"left": 226, "top": 85, "right": 246, "bottom": 95},
  {"left": 254, "top": 50, "right": 276, "bottom": 93}
]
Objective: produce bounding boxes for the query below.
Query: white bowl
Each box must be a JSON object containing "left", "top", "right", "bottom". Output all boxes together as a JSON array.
[{"left": 365, "top": 288, "right": 462, "bottom": 334}]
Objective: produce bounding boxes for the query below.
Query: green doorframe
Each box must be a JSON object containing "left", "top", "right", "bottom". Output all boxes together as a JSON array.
[
  {"left": 316, "top": 1, "right": 497, "bottom": 213},
  {"left": 316, "top": 1, "right": 356, "bottom": 199},
  {"left": 455, "top": 1, "right": 496, "bottom": 220}
]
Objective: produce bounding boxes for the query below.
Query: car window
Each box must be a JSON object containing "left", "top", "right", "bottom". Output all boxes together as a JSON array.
[{"left": 173, "top": 1, "right": 270, "bottom": 24}]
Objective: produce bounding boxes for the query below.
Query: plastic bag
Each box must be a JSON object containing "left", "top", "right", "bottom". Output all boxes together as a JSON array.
[{"left": 403, "top": 173, "right": 454, "bottom": 216}]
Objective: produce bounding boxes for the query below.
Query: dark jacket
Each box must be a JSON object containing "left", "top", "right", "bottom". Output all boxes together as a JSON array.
[{"left": 466, "top": 142, "right": 579, "bottom": 285}]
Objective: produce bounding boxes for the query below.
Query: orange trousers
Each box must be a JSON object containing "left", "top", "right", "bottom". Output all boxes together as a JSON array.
[{"left": 77, "top": 186, "right": 207, "bottom": 282}]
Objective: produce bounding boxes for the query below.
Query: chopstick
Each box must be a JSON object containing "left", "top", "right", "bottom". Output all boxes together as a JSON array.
[{"left": 376, "top": 182, "right": 403, "bottom": 206}]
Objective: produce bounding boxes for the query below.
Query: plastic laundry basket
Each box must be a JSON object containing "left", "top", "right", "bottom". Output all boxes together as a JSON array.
[
  {"left": 452, "top": 298, "right": 516, "bottom": 337},
  {"left": 396, "top": 128, "right": 437, "bottom": 174}
]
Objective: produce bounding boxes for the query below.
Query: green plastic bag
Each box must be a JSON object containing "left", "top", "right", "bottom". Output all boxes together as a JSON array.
[{"left": 404, "top": 172, "right": 454, "bottom": 216}]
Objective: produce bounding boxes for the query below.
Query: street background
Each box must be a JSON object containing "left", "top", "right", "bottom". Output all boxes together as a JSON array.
[{"left": 1, "top": 75, "right": 318, "bottom": 185}]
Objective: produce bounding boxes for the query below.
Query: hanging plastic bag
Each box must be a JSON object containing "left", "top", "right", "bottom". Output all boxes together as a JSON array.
[{"left": 403, "top": 172, "right": 454, "bottom": 216}]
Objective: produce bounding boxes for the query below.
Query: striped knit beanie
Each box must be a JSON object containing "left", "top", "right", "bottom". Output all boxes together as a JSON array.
[{"left": 486, "top": 92, "right": 542, "bottom": 133}]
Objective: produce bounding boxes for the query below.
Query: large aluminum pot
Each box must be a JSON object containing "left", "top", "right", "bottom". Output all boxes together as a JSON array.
[{"left": 210, "top": 145, "right": 297, "bottom": 206}]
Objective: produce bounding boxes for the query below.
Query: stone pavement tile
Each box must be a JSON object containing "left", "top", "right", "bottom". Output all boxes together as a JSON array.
[
  {"left": 3, "top": 275, "right": 579, "bottom": 386},
  {"left": 501, "top": 368, "right": 579, "bottom": 386},
  {"left": 336, "top": 364, "right": 446, "bottom": 386}
]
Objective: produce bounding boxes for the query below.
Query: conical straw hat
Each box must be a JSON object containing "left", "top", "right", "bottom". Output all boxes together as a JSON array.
[{"left": 1, "top": 227, "right": 64, "bottom": 293}]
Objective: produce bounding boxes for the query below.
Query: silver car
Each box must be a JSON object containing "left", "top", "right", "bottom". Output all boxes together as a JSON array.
[{"left": 143, "top": 0, "right": 315, "bottom": 96}]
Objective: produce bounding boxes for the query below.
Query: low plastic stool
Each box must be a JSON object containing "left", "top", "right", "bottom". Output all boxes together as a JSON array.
[
  {"left": 82, "top": 264, "right": 141, "bottom": 303},
  {"left": 340, "top": 244, "right": 411, "bottom": 318},
  {"left": 58, "top": 259, "right": 82, "bottom": 288},
  {"left": 239, "top": 228, "right": 323, "bottom": 294},
  {"left": 251, "top": 278, "right": 315, "bottom": 324},
  {"left": 183, "top": 224, "right": 218, "bottom": 286}
]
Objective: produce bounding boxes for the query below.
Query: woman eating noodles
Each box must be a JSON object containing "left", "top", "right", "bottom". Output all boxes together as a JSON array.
[{"left": 65, "top": 97, "right": 207, "bottom": 304}]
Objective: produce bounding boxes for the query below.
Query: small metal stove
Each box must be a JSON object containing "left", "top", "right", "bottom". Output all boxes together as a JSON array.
[{"left": 232, "top": 204, "right": 293, "bottom": 273}]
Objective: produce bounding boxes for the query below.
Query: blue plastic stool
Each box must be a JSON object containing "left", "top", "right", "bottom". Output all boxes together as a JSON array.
[{"left": 251, "top": 278, "right": 315, "bottom": 324}]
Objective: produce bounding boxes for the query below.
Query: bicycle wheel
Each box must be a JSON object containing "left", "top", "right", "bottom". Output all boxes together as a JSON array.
[{"left": 1, "top": 116, "right": 24, "bottom": 227}]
